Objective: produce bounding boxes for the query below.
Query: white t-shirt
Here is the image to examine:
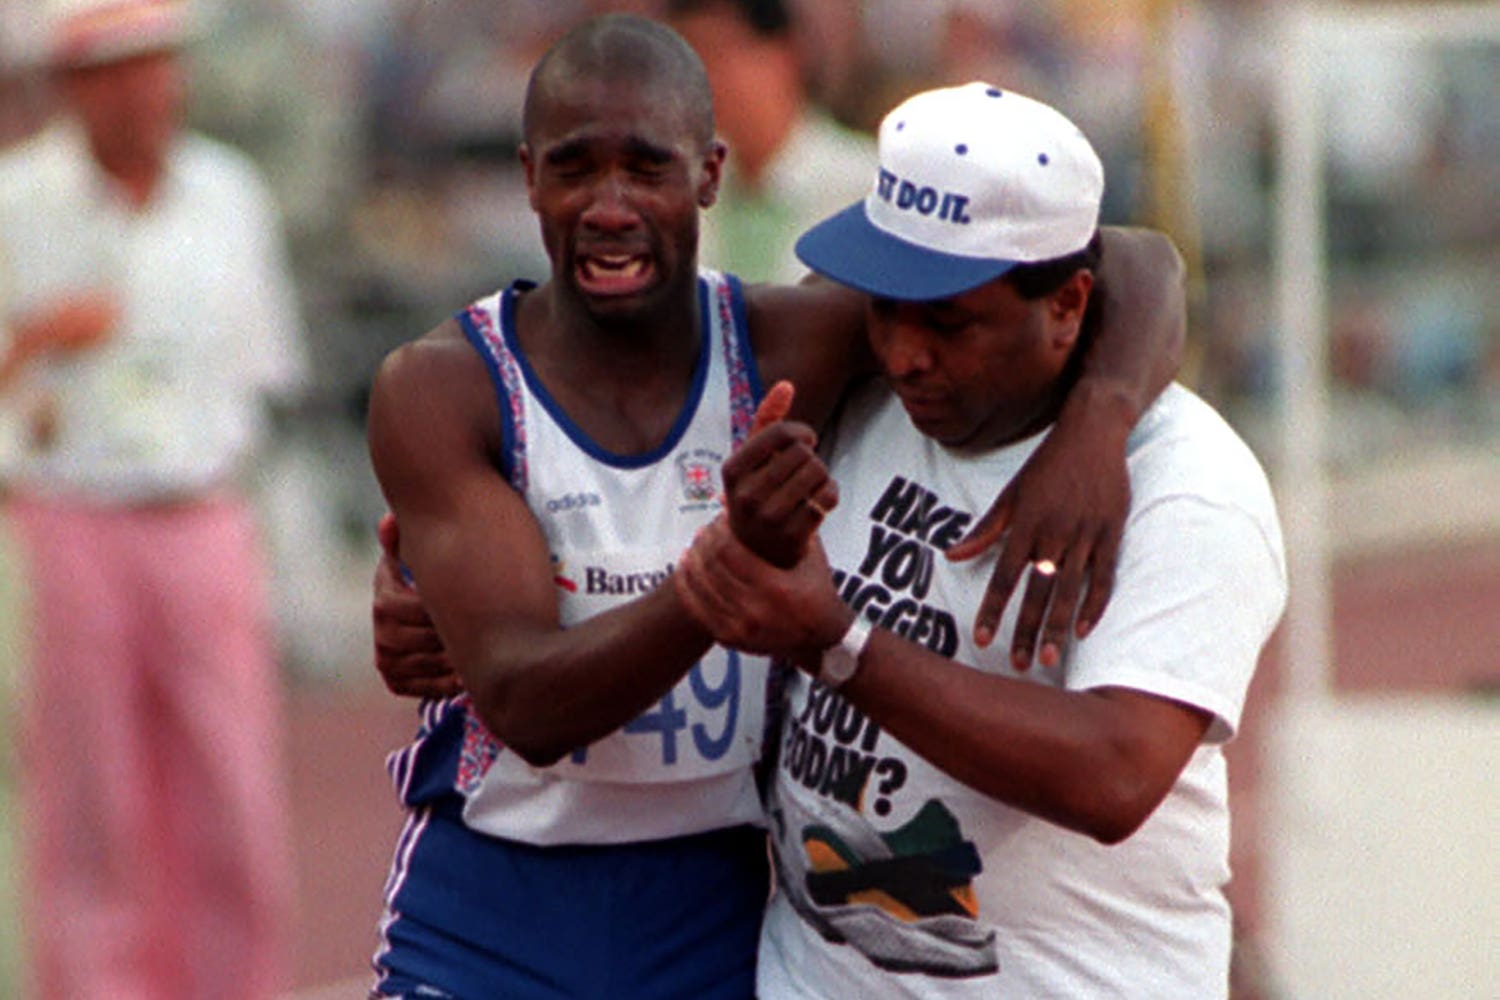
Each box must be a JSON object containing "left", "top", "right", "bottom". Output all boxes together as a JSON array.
[
  {"left": 758, "top": 382, "right": 1287, "bottom": 999},
  {"left": 0, "top": 122, "right": 306, "bottom": 501}
]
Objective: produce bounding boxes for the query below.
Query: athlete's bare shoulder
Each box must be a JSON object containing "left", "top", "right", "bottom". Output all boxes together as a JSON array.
[
  {"left": 740, "top": 277, "right": 873, "bottom": 432},
  {"left": 376, "top": 317, "right": 481, "bottom": 393},
  {"left": 370, "top": 315, "right": 501, "bottom": 457}
]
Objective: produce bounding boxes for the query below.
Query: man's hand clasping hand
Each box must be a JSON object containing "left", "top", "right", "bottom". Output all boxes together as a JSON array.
[{"left": 371, "top": 513, "right": 461, "bottom": 699}]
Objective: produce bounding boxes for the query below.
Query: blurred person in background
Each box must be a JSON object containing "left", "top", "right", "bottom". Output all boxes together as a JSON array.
[
  {"left": 0, "top": 7, "right": 53, "bottom": 149},
  {"left": 0, "top": 5, "right": 53, "bottom": 993},
  {"left": 0, "top": 1, "right": 305, "bottom": 996},
  {"left": 667, "top": 0, "right": 875, "bottom": 283},
  {"left": 933, "top": 0, "right": 1064, "bottom": 99}
]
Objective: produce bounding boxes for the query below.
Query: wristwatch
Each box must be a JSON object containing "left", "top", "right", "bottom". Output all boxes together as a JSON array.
[{"left": 818, "top": 619, "right": 871, "bottom": 688}]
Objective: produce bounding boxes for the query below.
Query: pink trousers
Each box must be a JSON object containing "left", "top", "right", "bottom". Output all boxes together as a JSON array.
[{"left": 9, "top": 494, "right": 293, "bottom": 1000}]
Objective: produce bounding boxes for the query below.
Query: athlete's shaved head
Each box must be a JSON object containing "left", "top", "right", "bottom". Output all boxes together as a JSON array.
[{"left": 523, "top": 14, "right": 716, "bottom": 147}]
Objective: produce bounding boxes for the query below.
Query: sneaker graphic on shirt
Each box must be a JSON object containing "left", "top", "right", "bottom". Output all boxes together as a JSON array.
[
  {"left": 803, "top": 798, "right": 982, "bottom": 920},
  {"left": 775, "top": 795, "right": 998, "bottom": 977}
]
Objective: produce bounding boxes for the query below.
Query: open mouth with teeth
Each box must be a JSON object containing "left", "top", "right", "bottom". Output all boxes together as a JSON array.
[{"left": 576, "top": 253, "right": 656, "bottom": 296}]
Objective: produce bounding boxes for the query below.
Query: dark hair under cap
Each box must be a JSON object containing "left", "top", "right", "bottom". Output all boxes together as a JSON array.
[{"left": 1006, "top": 232, "right": 1104, "bottom": 301}]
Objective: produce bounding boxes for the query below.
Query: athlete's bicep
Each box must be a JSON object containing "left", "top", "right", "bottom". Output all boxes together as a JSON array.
[{"left": 367, "top": 335, "right": 559, "bottom": 683}]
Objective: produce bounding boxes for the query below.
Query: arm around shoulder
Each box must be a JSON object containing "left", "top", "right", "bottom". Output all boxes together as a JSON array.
[
  {"left": 949, "top": 228, "right": 1186, "bottom": 663},
  {"left": 1079, "top": 226, "right": 1187, "bottom": 424}
]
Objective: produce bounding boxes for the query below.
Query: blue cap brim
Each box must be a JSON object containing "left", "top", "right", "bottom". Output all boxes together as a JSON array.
[{"left": 794, "top": 202, "right": 1016, "bottom": 301}]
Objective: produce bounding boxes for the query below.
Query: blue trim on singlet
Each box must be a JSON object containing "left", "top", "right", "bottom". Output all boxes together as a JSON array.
[
  {"left": 492, "top": 278, "right": 714, "bottom": 470},
  {"left": 723, "top": 272, "right": 766, "bottom": 405},
  {"left": 456, "top": 280, "right": 533, "bottom": 485}
]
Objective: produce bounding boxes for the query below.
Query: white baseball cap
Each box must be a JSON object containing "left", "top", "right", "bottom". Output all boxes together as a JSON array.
[
  {"left": 46, "top": 0, "right": 193, "bottom": 69},
  {"left": 795, "top": 82, "right": 1104, "bottom": 301}
]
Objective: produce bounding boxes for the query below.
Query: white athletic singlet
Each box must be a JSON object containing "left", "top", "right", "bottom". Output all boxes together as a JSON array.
[{"left": 387, "top": 271, "right": 771, "bottom": 845}]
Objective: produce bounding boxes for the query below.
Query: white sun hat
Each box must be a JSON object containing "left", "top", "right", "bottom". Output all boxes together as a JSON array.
[{"left": 47, "top": 0, "right": 193, "bottom": 69}]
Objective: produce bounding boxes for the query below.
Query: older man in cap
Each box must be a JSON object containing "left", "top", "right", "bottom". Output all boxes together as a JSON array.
[
  {"left": 676, "top": 83, "right": 1286, "bottom": 998},
  {"left": 0, "top": 2, "right": 304, "bottom": 996}
]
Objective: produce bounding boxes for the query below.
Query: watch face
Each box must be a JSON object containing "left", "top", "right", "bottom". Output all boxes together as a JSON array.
[
  {"left": 820, "top": 623, "right": 868, "bottom": 687},
  {"left": 820, "top": 646, "right": 858, "bottom": 687}
]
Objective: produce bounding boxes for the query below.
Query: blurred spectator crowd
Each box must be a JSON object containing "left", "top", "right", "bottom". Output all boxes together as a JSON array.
[{"left": 0, "top": 0, "right": 1496, "bottom": 674}]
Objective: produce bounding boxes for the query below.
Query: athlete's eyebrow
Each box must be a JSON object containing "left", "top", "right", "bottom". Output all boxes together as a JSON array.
[
  {"left": 543, "top": 138, "right": 591, "bottom": 165},
  {"left": 622, "top": 137, "right": 676, "bottom": 164},
  {"left": 542, "top": 135, "right": 678, "bottom": 168}
]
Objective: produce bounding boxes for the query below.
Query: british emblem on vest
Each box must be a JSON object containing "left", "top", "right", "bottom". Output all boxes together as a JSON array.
[{"left": 676, "top": 449, "right": 722, "bottom": 505}]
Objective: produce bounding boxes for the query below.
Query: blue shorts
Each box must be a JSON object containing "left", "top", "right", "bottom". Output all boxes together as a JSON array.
[{"left": 373, "top": 802, "right": 769, "bottom": 999}]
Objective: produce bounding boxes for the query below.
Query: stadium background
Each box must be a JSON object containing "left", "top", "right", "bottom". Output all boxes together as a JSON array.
[{"left": 0, "top": 0, "right": 1494, "bottom": 996}]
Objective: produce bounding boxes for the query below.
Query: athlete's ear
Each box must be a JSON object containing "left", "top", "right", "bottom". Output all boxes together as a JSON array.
[
  {"left": 1047, "top": 270, "right": 1094, "bottom": 352},
  {"left": 520, "top": 143, "right": 539, "bottom": 210},
  {"left": 696, "top": 139, "right": 728, "bottom": 210}
]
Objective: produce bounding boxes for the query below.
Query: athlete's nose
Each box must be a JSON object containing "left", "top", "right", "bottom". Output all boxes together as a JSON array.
[{"left": 580, "top": 172, "right": 640, "bottom": 234}]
